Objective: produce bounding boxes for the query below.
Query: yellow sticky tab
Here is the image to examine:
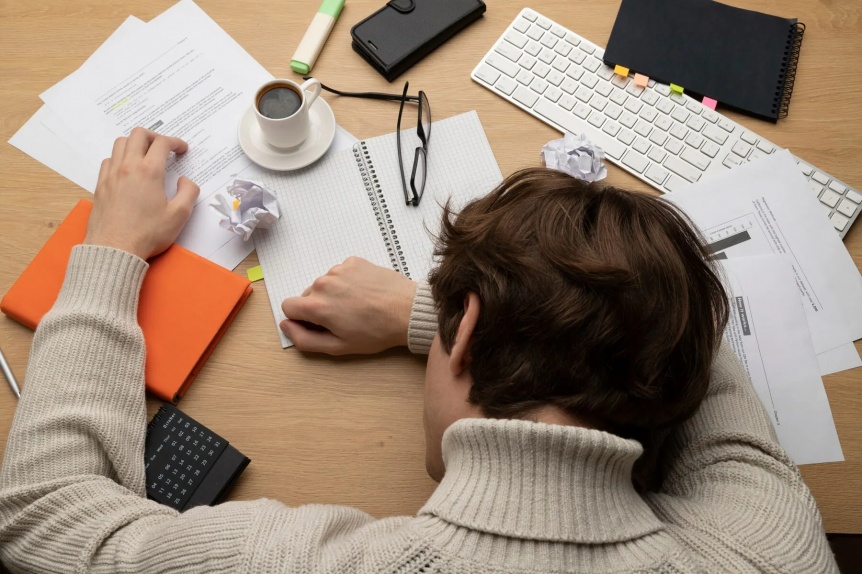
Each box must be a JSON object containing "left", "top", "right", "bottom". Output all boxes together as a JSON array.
[
  {"left": 670, "top": 83, "right": 684, "bottom": 94},
  {"left": 614, "top": 65, "right": 629, "bottom": 77},
  {"left": 232, "top": 199, "right": 241, "bottom": 211},
  {"left": 634, "top": 73, "right": 649, "bottom": 88},
  {"left": 247, "top": 265, "right": 264, "bottom": 282}
]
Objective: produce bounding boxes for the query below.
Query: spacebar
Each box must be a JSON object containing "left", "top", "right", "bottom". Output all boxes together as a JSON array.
[{"left": 532, "top": 98, "right": 625, "bottom": 159}]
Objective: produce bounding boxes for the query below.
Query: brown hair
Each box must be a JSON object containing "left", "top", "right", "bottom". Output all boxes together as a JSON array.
[{"left": 429, "top": 168, "right": 728, "bottom": 434}]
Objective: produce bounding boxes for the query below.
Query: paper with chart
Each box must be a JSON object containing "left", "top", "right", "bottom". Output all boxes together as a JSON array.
[
  {"left": 253, "top": 111, "right": 503, "bottom": 348},
  {"left": 720, "top": 256, "right": 842, "bottom": 465},
  {"left": 666, "top": 150, "right": 862, "bottom": 356}
]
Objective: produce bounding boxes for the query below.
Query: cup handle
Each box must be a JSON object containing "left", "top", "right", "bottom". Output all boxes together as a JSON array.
[{"left": 300, "top": 78, "right": 321, "bottom": 108}]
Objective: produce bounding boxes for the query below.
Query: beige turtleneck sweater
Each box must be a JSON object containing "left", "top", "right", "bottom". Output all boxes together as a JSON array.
[{"left": 0, "top": 246, "right": 837, "bottom": 573}]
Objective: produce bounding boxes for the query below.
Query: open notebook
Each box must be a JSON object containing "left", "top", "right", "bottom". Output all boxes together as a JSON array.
[{"left": 253, "top": 111, "right": 502, "bottom": 347}]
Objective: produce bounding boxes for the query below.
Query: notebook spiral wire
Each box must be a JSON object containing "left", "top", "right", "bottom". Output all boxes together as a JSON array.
[{"left": 777, "top": 22, "right": 805, "bottom": 119}]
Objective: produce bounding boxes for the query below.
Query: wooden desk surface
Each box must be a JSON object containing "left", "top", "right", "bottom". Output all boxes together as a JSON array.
[{"left": 1, "top": 0, "right": 861, "bottom": 533}]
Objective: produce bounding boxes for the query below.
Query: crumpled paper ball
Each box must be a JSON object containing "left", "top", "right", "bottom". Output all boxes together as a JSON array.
[
  {"left": 211, "top": 179, "right": 280, "bottom": 241},
  {"left": 541, "top": 132, "right": 607, "bottom": 183}
]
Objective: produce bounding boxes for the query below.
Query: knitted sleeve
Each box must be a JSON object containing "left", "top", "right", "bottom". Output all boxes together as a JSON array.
[
  {"left": 407, "top": 283, "right": 436, "bottom": 355},
  {"left": 0, "top": 246, "right": 409, "bottom": 573},
  {"left": 646, "top": 344, "right": 838, "bottom": 572}
]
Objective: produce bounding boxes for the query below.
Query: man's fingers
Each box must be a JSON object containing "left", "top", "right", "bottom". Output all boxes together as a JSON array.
[
  {"left": 96, "top": 159, "right": 111, "bottom": 189},
  {"left": 110, "top": 137, "right": 127, "bottom": 166},
  {"left": 281, "top": 296, "right": 329, "bottom": 326},
  {"left": 280, "top": 319, "right": 343, "bottom": 354},
  {"left": 146, "top": 134, "right": 189, "bottom": 163},
  {"left": 169, "top": 176, "right": 200, "bottom": 225}
]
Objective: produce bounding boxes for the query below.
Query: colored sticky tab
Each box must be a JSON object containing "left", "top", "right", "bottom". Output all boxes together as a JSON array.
[
  {"left": 670, "top": 83, "right": 684, "bottom": 94},
  {"left": 614, "top": 65, "right": 629, "bottom": 77},
  {"left": 634, "top": 73, "right": 649, "bottom": 88},
  {"left": 232, "top": 199, "right": 240, "bottom": 211},
  {"left": 247, "top": 265, "right": 264, "bottom": 282},
  {"left": 702, "top": 97, "right": 718, "bottom": 110}
]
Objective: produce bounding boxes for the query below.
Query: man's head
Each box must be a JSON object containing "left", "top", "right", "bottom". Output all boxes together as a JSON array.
[{"left": 422, "top": 168, "right": 729, "bottom": 481}]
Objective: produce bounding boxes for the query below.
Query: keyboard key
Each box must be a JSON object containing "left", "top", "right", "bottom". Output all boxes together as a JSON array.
[
  {"left": 645, "top": 164, "right": 669, "bottom": 185},
  {"left": 550, "top": 25, "right": 567, "bottom": 38},
  {"left": 654, "top": 83, "right": 671, "bottom": 96},
  {"left": 512, "top": 85, "right": 539, "bottom": 107},
  {"left": 837, "top": 198, "right": 857, "bottom": 218},
  {"left": 638, "top": 107, "right": 658, "bottom": 123},
  {"left": 486, "top": 53, "right": 520, "bottom": 77},
  {"left": 518, "top": 54, "right": 536, "bottom": 70},
  {"left": 664, "top": 174, "right": 688, "bottom": 191},
  {"left": 602, "top": 120, "right": 621, "bottom": 137},
  {"left": 671, "top": 107, "right": 690, "bottom": 123},
  {"left": 565, "top": 66, "right": 584, "bottom": 81},
  {"left": 723, "top": 154, "right": 742, "bottom": 168},
  {"left": 634, "top": 120, "right": 653, "bottom": 137},
  {"left": 665, "top": 138, "right": 683, "bottom": 155},
  {"left": 846, "top": 189, "right": 862, "bottom": 203},
  {"left": 622, "top": 97, "right": 641, "bottom": 114},
  {"left": 525, "top": 41, "right": 542, "bottom": 57},
  {"left": 618, "top": 129, "right": 636, "bottom": 145},
  {"left": 828, "top": 180, "right": 846, "bottom": 194},
  {"left": 610, "top": 90, "right": 628, "bottom": 106},
  {"left": 604, "top": 103, "right": 622, "bottom": 120},
  {"left": 539, "top": 48, "right": 556, "bottom": 64},
  {"left": 496, "top": 76, "right": 517, "bottom": 96},
  {"left": 530, "top": 77, "right": 548, "bottom": 94},
  {"left": 664, "top": 155, "right": 702, "bottom": 182},
  {"left": 686, "top": 115, "right": 705, "bottom": 132},
  {"left": 544, "top": 86, "right": 562, "bottom": 102},
  {"left": 515, "top": 69, "right": 533, "bottom": 85},
  {"left": 561, "top": 78, "right": 578, "bottom": 94},
  {"left": 474, "top": 64, "right": 500, "bottom": 85},
  {"left": 495, "top": 41, "right": 523, "bottom": 62},
  {"left": 619, "top": 111, "right": 638, "bottom": 128},
  {"left": 681, "top": 147, "right": 711, "bottom": 171},
  {"left": 702, "top": 109, "right": 720, "bottom": 123},
  {"left": 669, "top": 92, "right": 686, "bottom": 106},
  {"left": 685, "top": 132, "right": 704, "bottom": 149},
  {"left": 822, "top": 203, "right": 834, "bottom": 217},
  {"left": 798, "top": 162, "right": 814, "bottom": 176},
  {"left": 573, "top": 102, "right": 591, "bottom": 119},
  {"left": 546, "top": 70, "right": 565, "bottom": 86},
  {"left": 626, "top": 83, "right": 645, "bottom": 98},
  {"left": 633, "top": 137, "right": 651, "bottom": 154},
  {"left": 812, "top": 171, "right": 829, "bottom": 185},
  {"left": 750, "top": 150, "right": 765, "bottom": 162},
  {"left": 565, "top": 32, "right": 580, "bottom": 47},
  {"left": 579, "top": 43, "right": 596, "bottom": 55},
  {"left": 640, "top": 90, "right": 659, "bottom": 106},
  {"left": 583, "top": 56, "right": 601, "bottom": 72},
  {"left": 559, "top": 94, "right": 576, "bottom": 111},
  {"left": 505, "top": 30, "right": 529, "bottom": 49},
  {"left": 536, "top": 16, "right": 552, "bottom": 29},
  {"left": 831, "top": 212, "right": 850, "bottom": 231},
  {"left": 513, "top": 17, "right": 531, "bottom": 33},
  {"left": 568, "top": 50, "right": 586, "bottom": 65},
  {"left": 588, "top": 113, "right": 606, "bottom": 128},
  {"left": 654, "top": 115, "right": 673, "bottom": 132},
  {"left": 740, "top": 131, "right": 757, "bottom": 145},
  {"left": 611, "top": 75, "right": 630, "bottom": 89},
  {"left": 731, "top": 142, "right": 751, "bottom": 158},
  {"left": 809, "top": 181, "right": 824, "bottom": 196},
  {"left": 575, "top": 86, "right": 593, "bottom": 102},
  {"left": 522, "top": 10, "right": 537, "bottom": 22},
  {"left": 622, "top": 150, "right": 650, "bottom": 173},
  {"left": 718, "top": 118, "right": 736, "bottom": 133},
  {"left": 656, "top": 99, "right": 674, "bottom": 115},
  {"left": 527, "top": 26, "right": 544, "bottom": 41},
  {"left": 685, "top": 100, "right": 703, "bottom": 114},
  {"left": 595, "top": 83, "right": 613, "bottom": 97},
  {"left": 670, "top": 122, "right": 688, "bottom": 140},
  {"left": 820, "top": 189, "right": 842, "bottom": 208},
  {"left": 649, "top": 130, "right": 668, "bottom": 147},
  {"left": 581, "top": 73, "right": 598, "bottom": 89},
  {"left": 701, "top": 141, "right": 720, "bottom": 158},
  {"left": 540, "top": 35, "right": 558, "bottom": 49},
  {"left": 590, "top": 96, "right": 608, "bottom": 112},
  {"left": 648, "top": 146, "right": 667, "bottom": 163},
  {"left": 532, "top": 98, "right": 626, "bottom": 158},
  {"left": 533, "top": 63, "right": 551, "bottom": 78},
  {"left": 597, "top": 66, "right": 615, "bottom": 81},
  {"left": 554, "top": 42, "right": 572, "bottom": 57},
  {"left": 702, "top": 124, "right": 728, "bottom": 145}
]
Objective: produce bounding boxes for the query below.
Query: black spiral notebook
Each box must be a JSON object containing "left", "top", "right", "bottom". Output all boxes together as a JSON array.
[
  {"left": 145, "top": 404, "right": 250, "bottom": 511},
  {"left": 602, "top": 0, "right": 805, "bottom": 122}
]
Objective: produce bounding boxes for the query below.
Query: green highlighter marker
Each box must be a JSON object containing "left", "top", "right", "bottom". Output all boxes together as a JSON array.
[{"left": 290, "top": 0, "right": 346, "bottom": 75}]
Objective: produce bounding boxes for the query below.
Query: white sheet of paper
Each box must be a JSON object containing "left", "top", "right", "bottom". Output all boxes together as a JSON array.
[
  {"left": 817, "top": 343, "right": 862, "bottom": 376},
  {"left": 720, "top": 255, "right": 843, "bottom": 465},
  {"left": 666, "top": 150, "right": 862, "bottom": 355}
]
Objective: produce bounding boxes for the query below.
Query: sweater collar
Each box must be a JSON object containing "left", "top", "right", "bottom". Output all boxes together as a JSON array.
[{"left": 418, "top": 418, "right": 663, "bottom": 544}]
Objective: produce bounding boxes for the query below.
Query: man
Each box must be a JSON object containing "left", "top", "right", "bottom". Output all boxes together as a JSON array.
[{"left": 0, "top": 129, "right": 836, "bottom": 572}]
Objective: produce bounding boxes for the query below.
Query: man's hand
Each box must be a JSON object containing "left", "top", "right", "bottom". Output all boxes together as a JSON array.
[
  {"left": 84, "top": 127, "right": 200, "bottom": 260},
  {"left": 281, "top": 257, "right": 418, "bottom": 355}
]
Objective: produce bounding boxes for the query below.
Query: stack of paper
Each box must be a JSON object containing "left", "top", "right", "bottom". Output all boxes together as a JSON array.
[
  {"left": 667, "top": 150, "right": 862, "bottom": 464},
  {"left": 9, "top": 0, "right": 356, "bottom": 270}
]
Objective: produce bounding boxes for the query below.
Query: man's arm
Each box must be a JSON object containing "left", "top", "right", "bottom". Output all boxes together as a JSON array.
[{"left": 645, "top": 344, "right": 837, "bottom": 571}]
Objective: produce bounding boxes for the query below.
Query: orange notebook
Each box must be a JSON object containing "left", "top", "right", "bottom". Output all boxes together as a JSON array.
[{"left": 1, "top": 200, "right": 252, "bottom": 403}]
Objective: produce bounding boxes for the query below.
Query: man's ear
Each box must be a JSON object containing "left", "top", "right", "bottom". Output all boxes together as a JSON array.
[{"left": 449, "top": 292, "right": 480, "bottom": 376}]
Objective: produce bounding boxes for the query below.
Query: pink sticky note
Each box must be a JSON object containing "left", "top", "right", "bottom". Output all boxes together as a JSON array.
[
  {"left": 634, "top": 73, "right": 649, "bottom": 88},
  {"left": 702, "top": 97, "right": 718, "bottom": 110}
]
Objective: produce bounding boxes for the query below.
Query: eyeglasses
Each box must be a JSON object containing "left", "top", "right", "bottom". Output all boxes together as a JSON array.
[{"left": 310, "top": 79, "right": 431, "bottom": 206}]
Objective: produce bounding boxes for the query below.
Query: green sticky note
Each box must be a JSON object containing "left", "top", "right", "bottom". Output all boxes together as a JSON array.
[
  {"left": 290, "top": 60, "right": 310, "bottom": 75},
  {"left": 670, "top": 83, "right": 684, "bottom": 94},
  {"left": 247, "top": 265, "right": 264, "bottom": 282}
]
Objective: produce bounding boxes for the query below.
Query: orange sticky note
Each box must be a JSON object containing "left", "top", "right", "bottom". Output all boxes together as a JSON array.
[
  {"left": 702, "top": 97, "right": 718, "bottom": 110},
  {"left": 232, "top": 199, "right": 241, "bottom": 210},
  {"left": 670, "top": 83, "right": 684, "bottom": 94},
  {"left": 634, "top": 73, "right": 649, "bottom": 88},
  {"left": 614, "top": 65, "right": 629, "bottom": 77}
]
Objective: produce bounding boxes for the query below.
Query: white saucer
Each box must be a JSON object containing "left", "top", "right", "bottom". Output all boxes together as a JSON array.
[{"left": 238, "top": 97, "right": 336, "bottom": 171}]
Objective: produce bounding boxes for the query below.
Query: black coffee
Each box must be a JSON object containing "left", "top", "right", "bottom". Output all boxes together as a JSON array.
[{"left": 257, "top": 85, "right": 302, "bottom": 119}]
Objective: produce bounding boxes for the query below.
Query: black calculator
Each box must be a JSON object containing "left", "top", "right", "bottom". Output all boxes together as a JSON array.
[{"left": 145, "top": 404, "right": 250, "bottom": 511}]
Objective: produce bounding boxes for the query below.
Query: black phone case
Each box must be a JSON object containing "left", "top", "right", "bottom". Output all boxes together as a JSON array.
[{"left": 350, "top": 0, "right": 486, "bottom": 82}]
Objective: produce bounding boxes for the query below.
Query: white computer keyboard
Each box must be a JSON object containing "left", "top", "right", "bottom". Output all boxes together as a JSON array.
[{"left": 472, "top": 8, "right": 862, "bottom": 238}]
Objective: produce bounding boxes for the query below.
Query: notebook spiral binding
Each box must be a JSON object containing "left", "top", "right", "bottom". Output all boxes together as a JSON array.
[
  {"left": 146, "top": 405, "right": 169, "bottom": 433},
  {"left": 353, "top": 143, "right": 410, "bottom": 278},
  {"left": 775, "top": 21, "right": 805, "bottom": 120}
]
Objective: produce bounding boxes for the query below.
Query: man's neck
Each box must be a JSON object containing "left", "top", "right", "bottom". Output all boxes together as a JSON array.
[{"left": 522, "top": 404, "right": 596, "bottom": 429}]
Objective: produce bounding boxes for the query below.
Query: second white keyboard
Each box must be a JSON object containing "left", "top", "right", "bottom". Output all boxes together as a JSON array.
[{"left": 472, "top": 8, "right": 862, "bottom": 238}]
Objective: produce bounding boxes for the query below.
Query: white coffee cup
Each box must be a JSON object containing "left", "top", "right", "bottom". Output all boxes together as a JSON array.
[{"left": 253, "top": 78, "right": 322, "bottom": 149}]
